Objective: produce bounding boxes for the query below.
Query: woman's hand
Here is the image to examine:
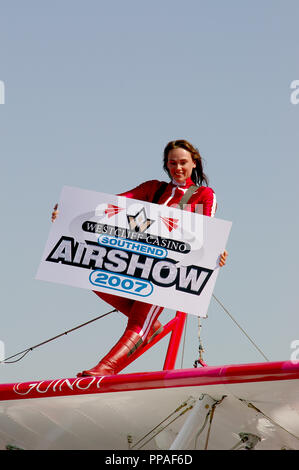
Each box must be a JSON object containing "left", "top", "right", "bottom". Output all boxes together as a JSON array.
[
  {"left": 51, "top": 203, "right": 59, "bottom": 222},
  {"left": 219, "top": 249, "right": 228, "bottom": 267}
]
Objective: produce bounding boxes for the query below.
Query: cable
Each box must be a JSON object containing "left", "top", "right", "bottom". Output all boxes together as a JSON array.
[
  {"left": 131, "top": 398, "right": 195, "bottom": 450},
  {"left": 136, "top": 405, "right": 194, "bottom": 450},
  {"left": 2, "top": 295, "right": 269, "bottom": 367},
  {"left": 0, "top": 308, "right": 117, "bottom": 365},
  {"left": 239, "top": 399, "right": 299, "bottom": 442},
  {"left": 193, "top": 411, "right": 210, "bottom": 449},
  {"left": 212, "top": 294, "right": 270, "bottom": 362},
  {"left": 203, "top": 405, "right": 216, "bottom": 450}
]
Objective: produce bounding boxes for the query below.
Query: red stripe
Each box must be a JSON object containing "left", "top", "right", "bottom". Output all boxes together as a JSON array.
[{"left": 1, "top": 360, "right": 299, "bottom": 402}]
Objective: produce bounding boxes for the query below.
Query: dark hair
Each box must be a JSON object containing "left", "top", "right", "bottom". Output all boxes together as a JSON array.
[{"left": 163, "top": 139, "right": 209, "bottom": 186}]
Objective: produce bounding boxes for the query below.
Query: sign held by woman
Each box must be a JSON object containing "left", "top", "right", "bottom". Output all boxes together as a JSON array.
[{"left": 36, "top": 185, "right": 231, "bottom": 317}]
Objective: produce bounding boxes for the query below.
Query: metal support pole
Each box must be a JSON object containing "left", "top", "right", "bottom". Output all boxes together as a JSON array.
[
  {"left": 163, "top": 312, "right": 187, "bottom": 370},
  {"left": 170, "top": 394, "right": 216, "bottom": 450}
]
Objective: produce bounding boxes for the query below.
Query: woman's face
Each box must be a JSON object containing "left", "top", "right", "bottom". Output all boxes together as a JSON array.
[{"left": 166, "top": 147, "right": 196, "bottom": 185}]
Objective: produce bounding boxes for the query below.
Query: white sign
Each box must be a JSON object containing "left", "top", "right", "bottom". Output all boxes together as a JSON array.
[{"left": 36, "top": 186, "right": 232, "bottom": 317}]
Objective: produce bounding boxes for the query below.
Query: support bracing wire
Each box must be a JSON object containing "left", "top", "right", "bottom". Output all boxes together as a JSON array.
[
  {"left": 0, "top": 308, "right": 117, "bottom": 364},
  {"left": 212, "top": 294, "right": 270, "bottom": 362},
  {"left": 131, "top": 397, "right": 195, "bottom": 450}
]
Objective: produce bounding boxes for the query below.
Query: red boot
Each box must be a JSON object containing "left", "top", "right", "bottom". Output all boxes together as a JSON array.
[{"left": 77, "top": 329, "right": 143, "bottom": 377}]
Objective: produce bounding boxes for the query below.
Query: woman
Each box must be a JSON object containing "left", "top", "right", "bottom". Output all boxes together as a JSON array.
[{"left": 52, "top": 139, "right": 228, "bottom": 376}]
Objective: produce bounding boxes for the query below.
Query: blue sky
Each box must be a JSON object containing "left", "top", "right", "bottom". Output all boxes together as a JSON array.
[{"left": 1, "top": 0, "right": 299, "bottom": 383}]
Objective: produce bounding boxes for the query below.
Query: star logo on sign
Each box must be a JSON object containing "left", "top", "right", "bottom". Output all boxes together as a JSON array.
[{"left": 127, "top": 208, "right": 154, "bottom": 233}]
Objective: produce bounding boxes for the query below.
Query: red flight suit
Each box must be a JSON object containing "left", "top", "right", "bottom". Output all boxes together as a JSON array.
[{"left": 77, "top": 177, "right": 216, "bottom": 376}]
